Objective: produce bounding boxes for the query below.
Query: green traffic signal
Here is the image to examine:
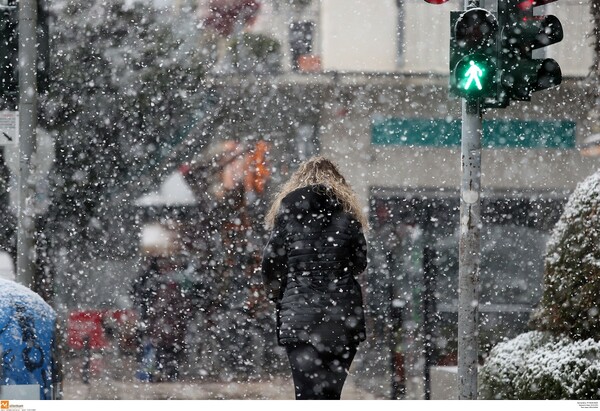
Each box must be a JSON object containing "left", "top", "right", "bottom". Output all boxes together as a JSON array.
[
  {"left": 463, "top": 61, "right": 483, "bottom": 91},
  {"left": 453, "top": 54, "right": 496, "bottom": 99},
  {"left": 449, "top": 8, "right": 499, "bottom": 101}
]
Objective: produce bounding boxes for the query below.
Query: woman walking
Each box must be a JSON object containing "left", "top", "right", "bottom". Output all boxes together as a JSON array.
[{"left": 261, "top": 156, "right": 368, "bottom": 400}]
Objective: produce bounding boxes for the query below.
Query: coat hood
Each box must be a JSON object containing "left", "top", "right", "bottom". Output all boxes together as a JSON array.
[{"left": 280, "top": 184, "right": 342, "bottom": 217}]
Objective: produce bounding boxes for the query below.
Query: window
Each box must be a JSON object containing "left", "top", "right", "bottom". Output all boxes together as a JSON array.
[{"left": 289, "top": 21, "right": 316, "bottom": 71}]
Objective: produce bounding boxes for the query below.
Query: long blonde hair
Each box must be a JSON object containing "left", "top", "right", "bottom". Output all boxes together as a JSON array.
[{"left": 265, "top": 156, "right": 368, "bottom": 230}]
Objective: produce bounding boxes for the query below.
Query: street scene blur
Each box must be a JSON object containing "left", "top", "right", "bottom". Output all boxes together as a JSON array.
[{"left": 1, "top": 0, "right": 600, "bottom": 401}]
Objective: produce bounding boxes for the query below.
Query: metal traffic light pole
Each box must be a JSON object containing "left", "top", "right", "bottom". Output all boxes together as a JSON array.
[
  {"left": 458, "top": 97, "right": 481, "bottom": 400},
  {"left": 16, "top": 0, "right": 38, "bottom": 288},
  {"left": 458, "top": 0, "right": 482, "bottom": 400},
  {"left": 448, "top": 0, "right": 563, "bottom": 400}
]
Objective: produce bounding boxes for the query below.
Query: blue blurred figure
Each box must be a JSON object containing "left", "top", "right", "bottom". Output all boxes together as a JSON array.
[{"left": 0, "top": 252, "right": 61, "bottom": 400}]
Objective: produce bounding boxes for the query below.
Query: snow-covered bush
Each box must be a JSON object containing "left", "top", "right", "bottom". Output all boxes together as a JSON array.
[
  {"left": 480, "top": 331, "right": 600, "bottom": 399},
  {"left": 481, "top": 170, "right": 600, "bottom": 399},
  {"left": 530, "top": 170, "right": 600, "bottom": 340}
]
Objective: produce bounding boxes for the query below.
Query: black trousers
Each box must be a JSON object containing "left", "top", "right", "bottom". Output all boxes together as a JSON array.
[{"left": 285, "top": 343, "right": 357, "bottom": 400}]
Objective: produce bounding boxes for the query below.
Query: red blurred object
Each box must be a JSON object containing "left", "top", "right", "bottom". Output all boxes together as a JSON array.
[
  {"left": 205, "top": 0, "right": 261, "bottom": 36},
  {"left": 110, "top": 309, "right": 136, "bottom": 324},
  {"left": 517, "top": 0, "right": 558, "bottom": 10},
  {"left": 67, "top": 310, "right": 108, "bottom": 350},
  {"left": 423, "top": 0, "right": 449, "bottom": 4},
  {"left": 297, "top": 55, "right": 321, "bottom": 72},
  {"left": 67, "top": 309, "right": 137, "bottom": 351},
  {"left": 517, "top": 0, "right": 534, "bottom": 10},
  {"left": 178, "top": 163, "right": 191, "bottom": 175}
]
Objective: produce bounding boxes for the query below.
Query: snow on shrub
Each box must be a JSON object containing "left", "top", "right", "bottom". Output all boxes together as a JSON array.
[
  {"left": 482, "top": 170, "right": 600, "bottom": 399},
  {"left": 480, "top": 331, "right": 600, "bottom": 399},
  {"left": 530, "top": 169, "right": 600, "bottom": 340}
]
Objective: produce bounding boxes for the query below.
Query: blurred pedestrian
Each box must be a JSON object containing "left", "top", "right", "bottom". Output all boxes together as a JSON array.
[
  {"left": 148, "top": 256, "right": 193, "bottom": 381},
  {"left": 131, "top": 256, "right": 159, "bottom": 381},
  {"left": 261, "top": 156, "right": 368, "bottom": 400},
  {"left": 131, "top": 254, "right": 193, "bottom": 381},
  {"left": 132, "top": 256, "right": 159, "bottom": 331}
]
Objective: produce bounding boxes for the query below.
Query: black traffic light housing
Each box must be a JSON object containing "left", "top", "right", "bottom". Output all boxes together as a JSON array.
[
  {"left": 498, "top": 0, "right": 563, "bottom": 102},
  {"left": 449, "top": 8, "right": 499, "bottom": 101},
  {"left": 0, "top": 0, "right": 49, "bottom": 105}
]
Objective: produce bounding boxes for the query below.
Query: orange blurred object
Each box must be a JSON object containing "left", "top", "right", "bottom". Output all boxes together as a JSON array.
[
  {"left": 244, "top": 141, "right": 270, "bottom": 194},
  {"left": 297, "top": 55, "right": 322, "bottom": 73}
]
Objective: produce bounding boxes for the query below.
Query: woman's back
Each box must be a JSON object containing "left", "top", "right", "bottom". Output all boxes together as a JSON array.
[
  {"left": 261, "top": 156, "right": 368, "bottom": 400},
  {"left": 272, "top": 185, "right": 367, "bottom": 348}
]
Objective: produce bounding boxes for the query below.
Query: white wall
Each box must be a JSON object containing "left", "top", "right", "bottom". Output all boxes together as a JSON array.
[
  {"left": 321, "top": 0, "right": 398, "bottom": 72},
  {"left": 402, "top": 0, "right": 455, "bottom": 74},
  {"left": 318, "top": 0, "right": 592, "bottom": 77},
  {"left": 402, "top": 0, "right": 592, "bottom": 77},
  {"left": 546, "top": 0, "right": 594, "bottom": 77}
]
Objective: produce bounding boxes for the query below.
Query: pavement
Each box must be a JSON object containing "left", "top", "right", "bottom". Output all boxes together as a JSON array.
[
  {"left": 60, "top": 353, "right": 385, "bottom": 400},
  {"left": 61, "top": 376, "right": 382, "bottom": 400}
]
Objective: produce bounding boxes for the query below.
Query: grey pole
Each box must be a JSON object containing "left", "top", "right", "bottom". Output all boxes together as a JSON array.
[
  {"left": 16, "top": 0, "right": 38, "bottom": 287},
  {"left": 457, "top": 97, "right": 482, "bottom": 399}
]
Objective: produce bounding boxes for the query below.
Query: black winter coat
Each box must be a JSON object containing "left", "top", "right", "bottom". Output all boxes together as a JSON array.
[{"left": 261, "top": 185, "right": 367, "bottom": 350}]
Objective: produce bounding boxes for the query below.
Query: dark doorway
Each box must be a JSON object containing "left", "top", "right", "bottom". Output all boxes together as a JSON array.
[{"left": 363, "top": 189, "right": 566, "bottom": 399}]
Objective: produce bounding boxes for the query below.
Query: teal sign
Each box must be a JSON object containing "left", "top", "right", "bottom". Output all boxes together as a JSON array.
[{"left": 372, "top": 118, "right": 576, "bottom": 149}]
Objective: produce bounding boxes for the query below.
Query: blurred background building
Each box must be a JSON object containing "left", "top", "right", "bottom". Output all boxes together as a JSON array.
[{"left": 1, "top": 0, "right": 597, "bottom": 400}]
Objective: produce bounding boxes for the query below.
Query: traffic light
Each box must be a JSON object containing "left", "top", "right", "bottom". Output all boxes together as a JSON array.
[
  {"left": 498, "top": 0, "right": 563, "bottom": 101},
  {"left": 449, "top": 8, "right": 499, "bottom": 100},
  {"left": 0, "top": 0, "right": 49, "bottom": 103}
]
